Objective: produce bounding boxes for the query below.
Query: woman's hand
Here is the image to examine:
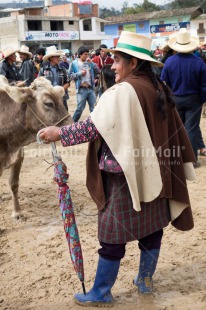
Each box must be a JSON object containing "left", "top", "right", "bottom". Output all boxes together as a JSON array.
[{"left": 39, "top": 126, "right": 61, "bottom": 143}]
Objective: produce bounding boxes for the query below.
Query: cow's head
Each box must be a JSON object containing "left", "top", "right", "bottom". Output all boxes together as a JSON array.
[{"left": 29, "top": 77, "right": 73, "bottom": 129}]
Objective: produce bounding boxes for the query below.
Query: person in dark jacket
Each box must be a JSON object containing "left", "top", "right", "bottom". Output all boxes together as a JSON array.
[
  {"left": 35, "top": 47, "right": 46, "bottom": 71},
  {"left": 59, "top": 55, "right": 70, "bottom": 70},
  {"left": 38, "top": 45, "right": 70, "bottom": 111},
  {"left": 18, "top": 45, "right": 35, "bottom": 86},
  {"left": 0, "top": 46, "right": 22, "bottom": 84}
]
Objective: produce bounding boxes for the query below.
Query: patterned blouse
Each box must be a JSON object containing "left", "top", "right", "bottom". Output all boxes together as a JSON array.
[
  {"left": 59, "top": 116, "right": 122, "bottom": 173},
  {"left": 59, "top": 116, "right": 100, "bottom": 146}
]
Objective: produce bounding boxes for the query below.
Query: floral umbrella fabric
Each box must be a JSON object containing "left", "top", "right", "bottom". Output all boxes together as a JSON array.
[{"left": 53, "top": 152, "right": 86, "bottom": 294}]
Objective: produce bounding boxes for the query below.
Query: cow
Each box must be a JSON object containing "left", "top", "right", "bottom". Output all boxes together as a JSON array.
[{"left": 0, "top": 76, "right": 73, "bottom": 219}]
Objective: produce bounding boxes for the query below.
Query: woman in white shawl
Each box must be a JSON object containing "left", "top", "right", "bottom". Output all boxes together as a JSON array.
[{"left": 39, "top": 31, "right": 195, "bottom": 307}]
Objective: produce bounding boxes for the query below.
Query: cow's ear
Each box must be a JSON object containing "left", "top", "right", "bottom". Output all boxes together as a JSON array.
[{"left": 53, "top": 86, "right": 65, "bottom": 98}]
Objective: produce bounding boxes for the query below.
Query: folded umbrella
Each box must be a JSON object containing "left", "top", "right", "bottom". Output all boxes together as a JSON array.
[{"left": 37, "top": 133, "right": 86, "bottom": 294}]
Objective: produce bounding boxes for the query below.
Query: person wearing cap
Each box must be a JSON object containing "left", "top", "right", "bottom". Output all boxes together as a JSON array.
[
  {"left": 161, "top": 28, "right": 206, "bottom": 168},
  {"left": 38, "top": 45, "right": 70, "bottom": 111},
  {"left": 18, "top": 45, "right": 35, "bottom": 86},
  {"left": 0, "top": 46, "right": 22, "bottom": 84},
  {"left": 39, "top": 31, "right": 196, "bottom": 306}
]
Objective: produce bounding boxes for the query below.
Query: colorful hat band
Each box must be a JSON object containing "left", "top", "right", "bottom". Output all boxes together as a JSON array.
[{"left": 116, "top": 42, "right": 151, "bottom": 56}]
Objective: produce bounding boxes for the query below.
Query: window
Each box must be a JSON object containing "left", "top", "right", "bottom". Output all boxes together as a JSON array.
[
  {"left": 79, "top": 5, "right": 92, "bottom": 14},
  {"left": 61, "top": 42, "right": 72, "bottom": 50},
  {"left": 83, "top": 19, "right": 92, "bottom": 31},
  {"left": 198, "top": 23, "right": 205, "bottom": 34},
  {"left": 138, "top": 22, "right": 145, "bottom": 29},
  {"left": 28, "top": 20, "right": 42, "bottom": 31},
  {"left": 82, "top": 40, "right": 93, "bottom": 50},
  {"left": 100, "top": 22, "right": 104, "bottom": 32},
  {"left": 50, "top": 21, "right": 63, "bottom": 31},
  {"left": 69, "top": 21, "right": 74, "bottom": 25}
]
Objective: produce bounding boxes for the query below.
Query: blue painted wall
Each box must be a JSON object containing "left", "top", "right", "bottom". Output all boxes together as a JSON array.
[{"left": 104, "top": 20, "right": 151, "bottom": 37}]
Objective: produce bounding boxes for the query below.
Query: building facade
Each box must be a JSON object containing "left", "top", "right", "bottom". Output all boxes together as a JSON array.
[
  {"left": 104, "top": 6, "right": 205, "bottom": 49},
  {"left": 191, "top": 14, "right": 206, "bottom": 45},
  {"left": 0, "top": 2, "right": 112, "bottom": 55}
]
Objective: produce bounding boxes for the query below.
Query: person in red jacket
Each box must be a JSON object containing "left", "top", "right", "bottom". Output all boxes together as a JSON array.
[
  {"left": 92, "top": 44, "right": 114, "bottom": 70},
  {"left": 92, "top": 44, "right": 114, "bottom": 96}
]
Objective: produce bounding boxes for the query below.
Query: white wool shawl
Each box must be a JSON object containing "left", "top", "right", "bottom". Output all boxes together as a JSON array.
[{"left": 91, "top": 82, "right": 163, "bottom": 212}]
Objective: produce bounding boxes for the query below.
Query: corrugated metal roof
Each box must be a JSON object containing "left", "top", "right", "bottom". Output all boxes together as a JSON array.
[{"left": 105, "top": 6, "right": 202, "bottom": 24}]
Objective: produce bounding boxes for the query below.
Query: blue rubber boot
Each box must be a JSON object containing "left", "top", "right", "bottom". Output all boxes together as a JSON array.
[
  {"left": 74, "top": 256, "right": 120, "bottom": 307},
  {"left": 134, "top": 249, "right": 160, "bottom": 294}
]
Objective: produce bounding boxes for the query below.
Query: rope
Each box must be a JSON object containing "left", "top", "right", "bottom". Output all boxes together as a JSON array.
[
  {"left": 28, "top": 78, "right": 71, "bottom": 127},
  {"left": 27, "top": 104, "right": 70, "bottom": 127}
]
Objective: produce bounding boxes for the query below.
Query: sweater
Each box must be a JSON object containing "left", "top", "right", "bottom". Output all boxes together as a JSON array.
[{"left": 161, "top": 53, "right": 206, "bottom": 103}]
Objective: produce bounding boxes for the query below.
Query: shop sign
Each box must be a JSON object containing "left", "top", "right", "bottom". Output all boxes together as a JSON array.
[
  {"left": 150, "top": 22, "right": 190, "bottom": 34},
  {"left": 25, "top": 31, "right": 79, "bottom": 41}
]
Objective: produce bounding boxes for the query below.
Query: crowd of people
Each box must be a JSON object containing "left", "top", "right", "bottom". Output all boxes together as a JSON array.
[
  {"left": 0, "top": 29, "right": 205, "bottom": 306},
  {"left": 0, "top": 33, "right": 205, "bottom": 164}
]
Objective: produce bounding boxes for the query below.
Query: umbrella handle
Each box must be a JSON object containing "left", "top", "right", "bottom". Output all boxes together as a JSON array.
[
  {"left": 36, "top": 130, "right": 59, "bottom": 161},
  {"left": 36, "top": 130, "right": 46, "bottom": 145},
  {"left": 82, "top": 282, "right": 86, "bottom": 295},
  {"left": 50, "top": 142, "right": 59, "bottom": 160}
]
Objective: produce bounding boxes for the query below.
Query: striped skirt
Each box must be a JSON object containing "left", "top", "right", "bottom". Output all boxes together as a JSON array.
[{"left": 98, "top": 172, "right": 171, "bottom": 244}]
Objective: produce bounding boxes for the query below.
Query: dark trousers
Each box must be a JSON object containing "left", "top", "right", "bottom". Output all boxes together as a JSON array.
[
  {"left": 174, "top": 94, "right": 202, "bottom": 159},
  {"left": 98, "top": 229, "right": 163, "bottom": 261},
  {"left": 197, "top": 126, "right": 205, "bottom": 149}
]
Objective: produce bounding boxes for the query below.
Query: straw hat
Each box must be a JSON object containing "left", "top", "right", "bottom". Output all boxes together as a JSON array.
[
  {"left": 102, "top": 31, "right": 163, "bottom": 67},
  {"left": 18, "top": 45, "right": 32, "bottom": 58},
  {"left": 168, "top": 28, "right": 199, "bottom": 53},
  {"left": 43, "top": 45, "right": 64, "bottom": 61},
  {"left": 2, "top": 46, "right": 19, "bottom": 59}
]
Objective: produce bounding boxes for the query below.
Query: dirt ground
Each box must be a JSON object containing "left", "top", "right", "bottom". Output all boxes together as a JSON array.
[{"left": 0, "top": 82, "right": 206, "bottom": 310}]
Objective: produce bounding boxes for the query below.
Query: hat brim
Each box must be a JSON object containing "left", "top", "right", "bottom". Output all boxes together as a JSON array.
[
  {"left": 168, "top": 36, "right": 199, "bottom": 53},
  {"left": 3, "top": 49, "right": 19, "bottom": 59},
  {"left": 102, "top": 47, "right": 163, "bottom": 67},
  {"left": 18, "top": 51, "right": 32, "bottom": 58},
  {"left": 43, "top": 51, "right": 64, "bottom": 62}
]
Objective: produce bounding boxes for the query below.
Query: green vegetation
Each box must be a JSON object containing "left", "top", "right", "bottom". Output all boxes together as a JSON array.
[{"left": 99, "top": 0, "right": 205, "bottom": 18}]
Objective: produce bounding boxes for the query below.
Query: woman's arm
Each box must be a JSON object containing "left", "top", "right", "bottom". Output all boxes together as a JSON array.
[{"left": 39, "top": 116, "right": 100, "bottom": 146}]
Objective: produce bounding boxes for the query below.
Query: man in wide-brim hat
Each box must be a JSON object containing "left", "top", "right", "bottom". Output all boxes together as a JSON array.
[
  {"left": 43, "top": 45, "right": 64, "bottom": 62},
  {"left": 168, "top": 28, "right": 199, "bottom": 53},
  {"left": 18, "top": 45, "right": 35, "bottom": 86},
  {"left": 161, "top": 28, "right": 206, "bottom": 167},
  {"left": 0, "top": 46, "right": 22, "bottom": 84},
  {"left": 38, "top": 45, "right": 70, "bottom": 111}
]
